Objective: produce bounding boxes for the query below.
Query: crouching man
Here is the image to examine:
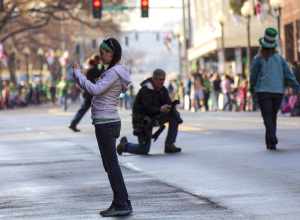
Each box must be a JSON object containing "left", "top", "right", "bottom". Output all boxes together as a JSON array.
[{"left": 117, "top": 69, "right": 182, "bottom": 155}]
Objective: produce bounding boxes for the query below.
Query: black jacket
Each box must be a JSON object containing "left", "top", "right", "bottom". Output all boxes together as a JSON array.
[{"left": 133, "top": 78, "right": 172, "bottom": 117}]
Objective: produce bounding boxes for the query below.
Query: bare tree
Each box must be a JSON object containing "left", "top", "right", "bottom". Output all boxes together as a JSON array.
[{"left": 0, "top": 0, "right": 126, "bottom": 84}]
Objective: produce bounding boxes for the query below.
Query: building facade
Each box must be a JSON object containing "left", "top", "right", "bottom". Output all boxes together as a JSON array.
[
  {"left": 187, "top": 0, "right": 275, "bottom": 75},
  {"left": 282, "top": 0, "right": 300, "bottom": 63}
]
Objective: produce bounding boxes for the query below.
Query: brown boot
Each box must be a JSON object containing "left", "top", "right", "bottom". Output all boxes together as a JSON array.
[
  {"left": 165, "top": 144, "right": 181, "bottom": 154},
  {"left": 117, "top": 136, "right": 128, "bottom": 155}
]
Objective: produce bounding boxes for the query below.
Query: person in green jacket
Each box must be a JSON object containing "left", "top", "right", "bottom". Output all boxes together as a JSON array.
[{"left": 250, "top": 27, "right": 300, "bottom": 150}]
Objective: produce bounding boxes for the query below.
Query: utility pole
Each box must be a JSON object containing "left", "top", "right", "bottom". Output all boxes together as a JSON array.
[
  {"left": 187, "top": 0, "right": 192, "bottom": 49},
  {"left": 181, "top": 0, "right": 188, "bottom": 76}
]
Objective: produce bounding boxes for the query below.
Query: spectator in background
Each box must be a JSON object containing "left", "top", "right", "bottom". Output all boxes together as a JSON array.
[
  {"left": 191, "top": 74, "right": 204, "bottom": 112},
  {"left": 202, "top": 73, "right": 211, "bottom": 111},
  {"left": 210, "top": 73, "right": 221, "bottom": 111},
  {"left": 69, "top": 56, "right": 103, "bottom": 132},
  {"left": 176, "top": 80, "right": 185, "bottom": 109},
  {"left": 49, "top": 78, "right": 57, "bottom": 105},
  {"left": 127, "top": 84, "right": 135, "bottom": 109},
  {"left": 167, "top": 80, "right": 176, "bottom": 101},
  {"left": 291, "top": 61, "right": 300, "bottom": 83},
  {"left": 291, "top": 94, "right": 300, "bottom": 116},
  {"left": 1, "top": 80, "right": 10, "bottom": 109},
  {"left": 184, "top": 76, "right": 192, "bottom": 110},
  {"left": 221, "top": 74, "right": 233, "bottom": 111},
  {"left": 237, "top": 79, "right": 248, "bottom": 111},
  {"left": 281, "top": 88, "right": 298, "bottom": 114}
]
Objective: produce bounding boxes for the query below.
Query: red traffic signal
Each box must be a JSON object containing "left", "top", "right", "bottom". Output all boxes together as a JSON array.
[
  {"left": 93, "top": 0, "right": 102, "bottom": 19},
  {"left": 141, "top": 0, "right": 149, "bottom": 17},
  {"left": 141, "top": 0, "right": 148, "bottom": 7}
]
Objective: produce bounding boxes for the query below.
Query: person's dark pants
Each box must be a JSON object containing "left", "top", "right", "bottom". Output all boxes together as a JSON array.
[
  {"left": 125, "top": 133, "right": 152, "bottom": 155},
  {"left": 95, "top": 121, "right": 129, "bottom": 207},
  {"left": 203, "top": 91, "right": 210, "bottom": 111},
  {"left": 125, "top": 112, "right": 179, "bottom": 155},
  {"left": 50, "top": 86, "right": 56, "bottom": 104},
  {"left": 257, "top": 92, "right": 283, "bottom": 148},
  {"left": 70, "top": 97, "right": 91, "bottom": 127}
]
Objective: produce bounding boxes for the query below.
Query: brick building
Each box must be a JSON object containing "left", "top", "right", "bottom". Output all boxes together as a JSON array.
[{"left": 282, "top": 0, "right": 300, "bottom": 63}]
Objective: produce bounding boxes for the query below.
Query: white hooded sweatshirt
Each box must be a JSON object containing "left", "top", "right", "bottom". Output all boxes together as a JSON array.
[{"left": 74, "top": 64, "right": 131, "bottom": 123}]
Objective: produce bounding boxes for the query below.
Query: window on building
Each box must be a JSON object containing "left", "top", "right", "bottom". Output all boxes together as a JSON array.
[{"left": 285, "top": 23, "right": 295, "bottom": 62}]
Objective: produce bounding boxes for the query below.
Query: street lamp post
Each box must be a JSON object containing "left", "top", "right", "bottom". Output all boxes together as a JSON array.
[
  {"left": 241, "top": 0, "right": 254, "bottom": 76},
  {"left": 218, "top": 12, "right": 226, "bottom": 74},
  {"left": 23, "top": 47, "right": 30, "bottom": 82},
  {"left": 182, "top": 0, "right": 188, "bottom": 75},
  {"left": 174, "top": 26, "right": 183, "bottom": 76},
  {"left": 270, "top": 0, "right": 283, "bottom": 51}
]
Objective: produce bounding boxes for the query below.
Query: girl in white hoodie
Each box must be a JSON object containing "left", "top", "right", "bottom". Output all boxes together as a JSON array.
[{"left": 73, "top": 38, "right": 132, "bottom": 217}]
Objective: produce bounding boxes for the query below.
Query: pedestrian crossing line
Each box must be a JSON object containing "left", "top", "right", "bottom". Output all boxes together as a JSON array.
[
  {"left": 48, "top": 108, "right": 206, "bottom": 132},
  {"left": 153, "top": 124, "right": 207, "bottom": 132},
  {"left": 48, "top": 109, "right": 74, "bottom": 116},
  {"left": 179, "top": 125, "right": 207, "bottom": 132}
]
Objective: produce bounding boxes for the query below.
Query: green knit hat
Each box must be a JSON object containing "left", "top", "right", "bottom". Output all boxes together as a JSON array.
[{"left": 259, "top": 27, "right": 278, "bottom": 49}]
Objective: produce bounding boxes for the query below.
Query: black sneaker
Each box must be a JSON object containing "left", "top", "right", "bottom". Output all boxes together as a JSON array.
[
  {"left": 69, "top": 125, "right": 80, "bottom": 132},
  {"left": 267, "top": 144, "right": 277, "bottom": 151},
  {"left": 117, "top": 136, "right": 128, "bottom": 155},
  {"left": 127, "top": 200, "right": 133, "bottom": 211},
  {"left": 100, "top": 203, "right": 132, "bottom": 217},
  {"left": 165, "top": 144, "right": 181, "bottom": 154}
]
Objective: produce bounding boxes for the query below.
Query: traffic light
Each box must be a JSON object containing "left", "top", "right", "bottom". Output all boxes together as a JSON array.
[
  {"left": 141, "top": 0, "right": 149, "bottom": 17},
  {"left": 92, "top": 0, "right": 102, "bottom": 19}
]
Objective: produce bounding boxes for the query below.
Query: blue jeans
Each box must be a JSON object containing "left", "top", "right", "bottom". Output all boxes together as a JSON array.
[
  {"left": 125, "top": 112, "right": 179, "bottom": 155},
  {"left": 94, "top": 121, "right": 130, "bottom": 207}
]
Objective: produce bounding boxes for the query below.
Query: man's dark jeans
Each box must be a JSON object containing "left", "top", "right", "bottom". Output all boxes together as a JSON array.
[
  {"left": 257, "top": 92, "right": 283, "bottom": 147},
  {"left": 95, "top": 121, "right": 129, "bottom": 207},
  {"left": 70, "top": 96, "right": 91, "bottom": 127},
  {"left": 125, "top": 112, "right": 179, "bottom": 155}
]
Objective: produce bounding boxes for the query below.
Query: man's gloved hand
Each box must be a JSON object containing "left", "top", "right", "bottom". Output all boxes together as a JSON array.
[{"left": 160, "top": 104, "right": 171, "bottom": 113}]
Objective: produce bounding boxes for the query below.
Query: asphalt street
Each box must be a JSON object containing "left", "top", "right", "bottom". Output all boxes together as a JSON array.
[{"left": 1, "top": 105, "right": 300, "bottom": 219}]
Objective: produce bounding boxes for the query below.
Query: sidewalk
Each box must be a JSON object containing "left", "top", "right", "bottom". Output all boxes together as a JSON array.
[{"left": 0, "top": 125, "right": 246, "bottom": 220}]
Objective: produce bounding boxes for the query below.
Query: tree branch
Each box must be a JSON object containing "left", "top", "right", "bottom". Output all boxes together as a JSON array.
[{"left": 0, "top": 17, "right": 51, "bottom": 43}]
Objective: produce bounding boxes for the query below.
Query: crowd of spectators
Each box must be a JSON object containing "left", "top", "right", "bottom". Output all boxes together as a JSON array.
[
  {"left": 0, "top": 77, "right": 80, "bottom": 110},
  {"left": 2, "top": 62, "right": 300, "bottom": 117},
  {"left": 165, "top": 66, "right": 300, "bottom": 117}
]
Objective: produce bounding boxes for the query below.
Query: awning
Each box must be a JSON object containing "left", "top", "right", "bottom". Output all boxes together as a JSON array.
[{"left": 187, "top": 39, "right": 218, "bottom": 61}]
